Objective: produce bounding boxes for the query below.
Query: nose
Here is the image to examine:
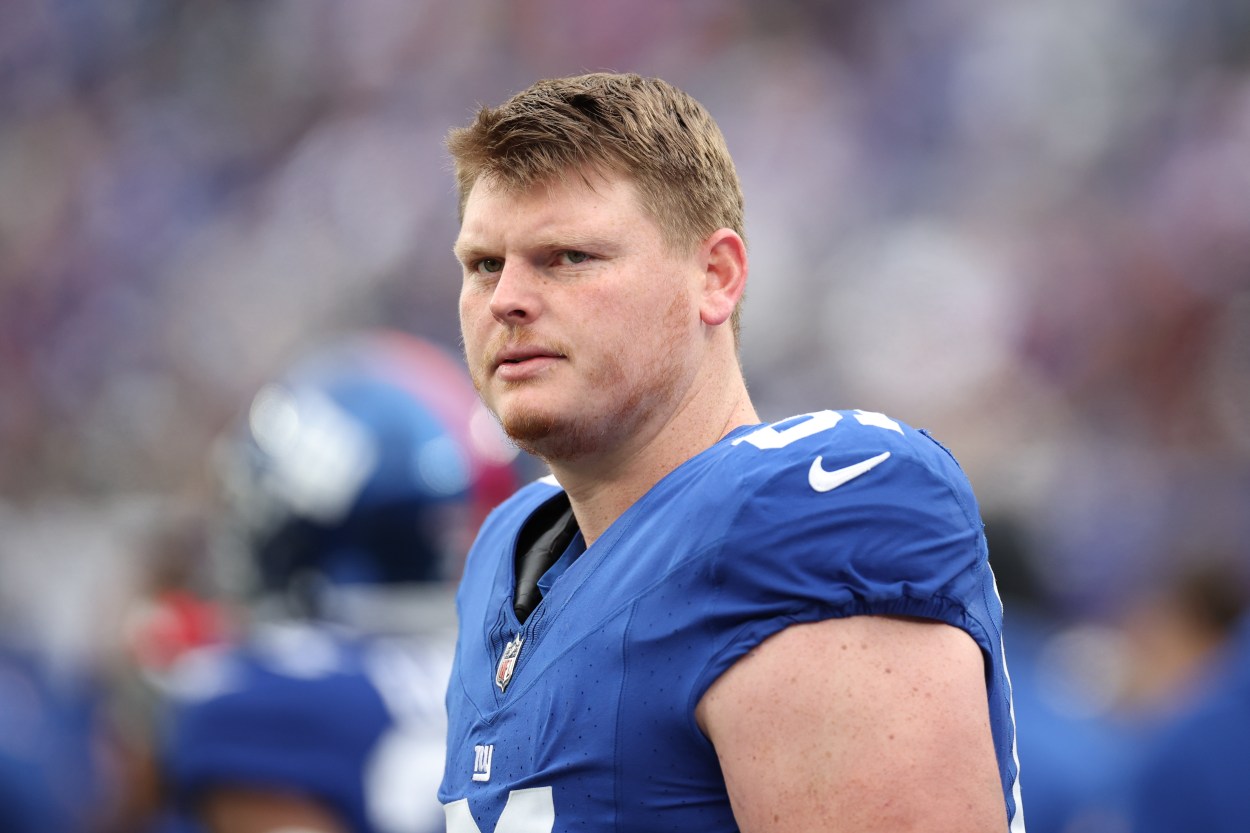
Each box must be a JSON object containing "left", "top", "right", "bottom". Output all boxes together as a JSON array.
[{"left": 488, "top": 260, "right": 542, "bottom": 326}]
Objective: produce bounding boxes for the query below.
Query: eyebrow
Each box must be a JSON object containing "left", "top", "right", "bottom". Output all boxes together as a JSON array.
[
  {"left": 452, "top": 241, "right": 487, "bottom": 264},
  {"left": 537, "top": 234, "right": 616, "bottom": 253},
  {"left": 453, "top": 235, "right": 618, "bottom": 264}
]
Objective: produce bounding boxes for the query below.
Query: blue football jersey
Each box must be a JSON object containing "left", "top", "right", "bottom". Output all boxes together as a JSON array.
[
  {"left": 163, "top": 622, "right": 452, "bottom": 833},
  {"left": 440, "top": 410, "right": 1023, "bottom": 832}
]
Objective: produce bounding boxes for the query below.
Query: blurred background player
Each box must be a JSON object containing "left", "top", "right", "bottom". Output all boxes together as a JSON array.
[
  {"left": 0, "top": 630, "right": 107, "bottom": 833},
  {"left": 152, "top": 330, "right": 521, "bottom": 833},
  {"left": 1124, "top": 564, "right": 1250, "bottom": 833}
]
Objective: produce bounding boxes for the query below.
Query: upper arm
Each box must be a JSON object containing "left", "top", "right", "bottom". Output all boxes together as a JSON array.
[{"left": 696, "top": 614, "right": 1007, "bottom": 833}]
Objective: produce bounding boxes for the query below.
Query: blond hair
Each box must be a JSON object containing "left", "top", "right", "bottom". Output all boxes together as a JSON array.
[{"left": 447, "top": 73, "right": 745, "bottom": 254}]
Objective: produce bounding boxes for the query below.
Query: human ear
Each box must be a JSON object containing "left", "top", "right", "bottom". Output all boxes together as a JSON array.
[{"left": 699, "top": 229, "right": 747, "bottom": 327}]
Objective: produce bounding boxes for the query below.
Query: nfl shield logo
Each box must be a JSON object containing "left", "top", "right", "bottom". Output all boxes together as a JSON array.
[{"left": 495, "top": 633, "right": 524, "bottom": 692}]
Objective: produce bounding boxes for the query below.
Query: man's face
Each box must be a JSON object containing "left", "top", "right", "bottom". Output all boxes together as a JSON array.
[{"left": 455, "top": 171, "right": 703, "bottom": 463}]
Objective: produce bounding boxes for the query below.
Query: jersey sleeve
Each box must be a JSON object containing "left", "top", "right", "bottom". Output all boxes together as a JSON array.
[{"left": 694, "top": 419, "right": 1000, "bottom": 701}]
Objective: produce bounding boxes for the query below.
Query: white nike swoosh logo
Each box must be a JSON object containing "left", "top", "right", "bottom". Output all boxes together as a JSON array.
[{"left": 808, "top": 451, "right": 891, "bottom": 493}]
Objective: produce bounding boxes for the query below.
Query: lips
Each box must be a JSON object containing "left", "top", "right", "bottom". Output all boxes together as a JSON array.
[
  {"left": 492, "top": 345, "right": 565, "bottom": 369},
  {"left": 488, "top": 343, "right": 568, "bottom": 383}
]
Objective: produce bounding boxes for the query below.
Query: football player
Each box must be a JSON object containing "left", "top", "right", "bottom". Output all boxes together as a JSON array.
[
  {"left": 158, "top": 331, "right": 520, "bottom": 833},
  {"left": 441, "top": 73, "right": 1024, "bottom": 832},
  {"left": 1127, "top": 578, "right": 1250, "bottom": 833},
  {"left": 0, "top": 638, "right": 105, "bottom": 833}
]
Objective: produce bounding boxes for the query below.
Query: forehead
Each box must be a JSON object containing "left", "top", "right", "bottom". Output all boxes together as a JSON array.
[{"left": 456, "top": 170, "right": 657, "bottom": 249}]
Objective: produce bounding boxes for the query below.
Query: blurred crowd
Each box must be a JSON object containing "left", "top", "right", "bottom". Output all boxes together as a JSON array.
[{"left": 1, "top": 1, "right": 1248, "bottom": 831}]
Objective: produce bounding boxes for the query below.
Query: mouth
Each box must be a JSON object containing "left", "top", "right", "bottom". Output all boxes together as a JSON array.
[
  {"left": 493, "top": 345, "right": 566, "bottom": 370},
  {"left": 490, "top": 344, "right": 568, "bottom": 381}
]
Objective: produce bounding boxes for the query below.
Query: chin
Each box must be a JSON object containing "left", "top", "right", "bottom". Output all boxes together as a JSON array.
[
  {"left": 499, "top": 406, "right": 558, "bottom": 445},
  {"left": 498, "top": 404, "right": 608, "bottom": 464}
]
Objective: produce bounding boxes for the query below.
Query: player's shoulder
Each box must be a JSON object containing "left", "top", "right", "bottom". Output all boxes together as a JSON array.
[
  {"left": 710, "top": 409, "right": 968, "bottom": 491},
  {"left": 673, "top": 408, "right": 986, "bottom": 560},
  {"left": 682, "top": 410, "right": 991, "bottom": 629}
]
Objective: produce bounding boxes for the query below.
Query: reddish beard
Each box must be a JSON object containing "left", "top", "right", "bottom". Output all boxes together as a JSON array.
[
  {"left": 499, "top": 357, "right": 651, "bottom": 463},
  {"left": 468, "top": 292, "right": 690, "bottom": 465}
]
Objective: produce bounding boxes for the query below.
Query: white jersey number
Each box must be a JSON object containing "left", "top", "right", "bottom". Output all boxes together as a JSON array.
[
  {"left": 444, "top": 787, "right": 555, "bottom": 833},
  {"left": 732, "top": 409, "right": 900, "bottom": 451}
]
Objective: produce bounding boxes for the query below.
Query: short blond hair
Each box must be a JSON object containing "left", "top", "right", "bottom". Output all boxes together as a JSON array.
[{"left": 447, "top": 73, "right": 745, "bottom": 254}]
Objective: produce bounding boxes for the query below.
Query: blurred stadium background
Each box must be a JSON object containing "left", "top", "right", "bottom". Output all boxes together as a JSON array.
[{"left": 1, "top": 1, "right": 1248, "bottom": 830}]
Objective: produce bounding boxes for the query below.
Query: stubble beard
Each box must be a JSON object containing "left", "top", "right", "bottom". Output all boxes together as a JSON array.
[
  {"left": 471, "top": 295, "right": 689, "bottom": 465},
  {"left": 488, "top": 349, "right": 681, "bottom": 465}
]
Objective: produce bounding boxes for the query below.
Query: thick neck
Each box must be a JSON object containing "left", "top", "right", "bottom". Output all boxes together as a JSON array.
[{"left": 548, "top": 355, "right": 757, "bottom": 546}]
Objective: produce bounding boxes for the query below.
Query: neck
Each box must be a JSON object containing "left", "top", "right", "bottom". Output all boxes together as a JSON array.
[{"left": 548, "top": 364, "right": 757, "bottom": 546}]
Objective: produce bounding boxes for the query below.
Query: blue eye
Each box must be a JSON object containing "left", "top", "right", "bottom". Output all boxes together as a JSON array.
[{"left": 560, "top": 251, "right": 591, "bottom": 265}]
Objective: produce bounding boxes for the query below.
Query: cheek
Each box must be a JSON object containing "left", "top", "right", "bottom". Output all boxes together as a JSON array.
[{"left": 459, "top": 290, "right": 486, "bottom": 341}]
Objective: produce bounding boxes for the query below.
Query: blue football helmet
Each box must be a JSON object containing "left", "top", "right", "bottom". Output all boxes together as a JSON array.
[{"left": 213, "top": 330, "right": 519, "bottom": 616}]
